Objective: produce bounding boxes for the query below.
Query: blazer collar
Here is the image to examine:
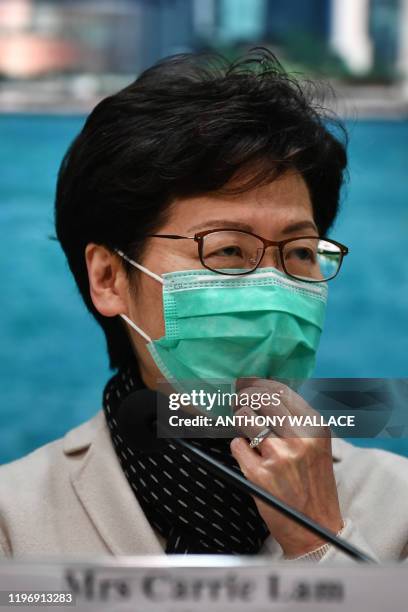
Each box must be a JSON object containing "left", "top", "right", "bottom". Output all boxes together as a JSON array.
[{"left": 63, "top": 410, "right": 165, "bottom": 556}]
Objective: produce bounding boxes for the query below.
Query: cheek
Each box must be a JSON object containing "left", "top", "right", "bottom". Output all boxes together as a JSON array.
[{"left": 128, "top": 275, "right": 165, "bottom": 339}]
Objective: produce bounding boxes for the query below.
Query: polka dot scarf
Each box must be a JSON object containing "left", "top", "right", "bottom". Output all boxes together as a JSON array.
[{"left": 103, "top": 365, "right": 270, "bottom": 555}]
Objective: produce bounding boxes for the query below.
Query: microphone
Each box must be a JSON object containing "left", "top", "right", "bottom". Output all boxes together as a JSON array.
[{"left": 118, "top": 389, "right": 374, "bottom": 563}]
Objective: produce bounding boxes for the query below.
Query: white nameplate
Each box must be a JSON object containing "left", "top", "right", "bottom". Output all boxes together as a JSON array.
[{"left": 0, "top": 556, "right": 407, "bottom": 611}]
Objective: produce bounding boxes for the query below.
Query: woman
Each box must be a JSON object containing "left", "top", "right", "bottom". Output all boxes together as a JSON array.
[{"left": 1, "top": 50, "right": 407, "bottom": 562}]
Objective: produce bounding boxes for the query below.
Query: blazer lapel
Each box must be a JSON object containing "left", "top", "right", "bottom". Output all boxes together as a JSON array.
[{"left": 64, "top": 411, "right": 165, "bottom": 556}]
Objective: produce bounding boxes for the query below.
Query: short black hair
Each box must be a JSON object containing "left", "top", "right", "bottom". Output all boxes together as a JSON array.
[{"left": 54, "top": 48, "right": 348, "bottom": 370}]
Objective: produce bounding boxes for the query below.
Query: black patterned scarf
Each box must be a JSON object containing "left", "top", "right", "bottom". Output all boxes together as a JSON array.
[{"left": 102, "top": 364, "right": 270, "bottom": 554}]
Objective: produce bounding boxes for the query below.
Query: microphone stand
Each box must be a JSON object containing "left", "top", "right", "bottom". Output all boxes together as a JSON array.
[{"left": 157, "top": 422, "right": 375, "bottom": 563}]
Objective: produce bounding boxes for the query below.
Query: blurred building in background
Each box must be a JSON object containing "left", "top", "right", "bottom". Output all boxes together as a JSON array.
[
  {"left": 401, "top": 0, "right": 408, "bottom": 95},
  {"left": 265, "top": 0, "right": 330, "bottom": 41},
  {"left": 370, "top": 0, "right": 400, "bottom": 74},
  {"left": 0, "top": 0, "right": 407, "bottom": 113}
]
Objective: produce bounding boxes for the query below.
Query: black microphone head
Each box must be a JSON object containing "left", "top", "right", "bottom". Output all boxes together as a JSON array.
[{"left": 117, "top": 389, "right": 167, "bottom": 453}]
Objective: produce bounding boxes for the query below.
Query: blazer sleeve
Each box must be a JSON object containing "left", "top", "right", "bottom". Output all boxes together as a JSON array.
[{"left": 286, "top": 518, "right": 380, "bottom": 563}]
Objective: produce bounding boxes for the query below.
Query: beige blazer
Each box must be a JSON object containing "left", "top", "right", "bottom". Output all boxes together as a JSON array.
[{"left": 1, "top": 409, "right": 408, "bottom": 563}]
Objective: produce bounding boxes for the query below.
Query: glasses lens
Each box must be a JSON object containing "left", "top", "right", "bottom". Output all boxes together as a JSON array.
[
  {"left": 282, "top": 238, "right": 342, "bottom": 282},
  {"left": 201, "top": 230, "right": 264, "bottom": 274}
]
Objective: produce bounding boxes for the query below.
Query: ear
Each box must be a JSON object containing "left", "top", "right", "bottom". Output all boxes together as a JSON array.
[{"left": 85, "top": 244, "right": 129, "bottom": 317}]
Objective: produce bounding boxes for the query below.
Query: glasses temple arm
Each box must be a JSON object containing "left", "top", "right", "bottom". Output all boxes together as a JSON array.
[{"left": 147, "top": 234, "right": 194, "bottom": 240}]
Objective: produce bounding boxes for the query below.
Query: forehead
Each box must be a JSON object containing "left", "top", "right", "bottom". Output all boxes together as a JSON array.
[{"left": 166, "top": 171, "right": 314, "bottom": 233}]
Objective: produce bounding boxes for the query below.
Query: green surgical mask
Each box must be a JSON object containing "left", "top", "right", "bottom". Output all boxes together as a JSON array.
[{"left": 116, "top": 250, "right": 328, "bottom": 407}]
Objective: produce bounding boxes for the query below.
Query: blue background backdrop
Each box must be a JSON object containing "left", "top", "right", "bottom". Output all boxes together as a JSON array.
[{"left": 1, "top": 115, "right": 407, "bottom": 464}]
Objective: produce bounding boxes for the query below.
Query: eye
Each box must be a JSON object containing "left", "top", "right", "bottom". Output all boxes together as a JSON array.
[
  {"left": 289, "top": 247, "right": 315, "bottom": 262},
  {"left": 218, "top": 245, "right": 242, "bottom": 257},
  {"left": 208, "top": 245, "right": 244, "bottom": 258}
]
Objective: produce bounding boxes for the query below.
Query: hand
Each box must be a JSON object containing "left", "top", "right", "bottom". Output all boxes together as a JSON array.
[{"left": 230, "top": 378, "right": 343, "bottom": 559}]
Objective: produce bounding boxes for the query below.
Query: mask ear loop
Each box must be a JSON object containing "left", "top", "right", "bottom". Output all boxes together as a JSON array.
[
  {"left": 115, "top": 249, "right": 164, "bottom": 284},
  {"left": 115, "top": 248, "right": 164, "bottom": 343},
  {"left": 119, "top": 313, "right": 152, "bottom": 343}
]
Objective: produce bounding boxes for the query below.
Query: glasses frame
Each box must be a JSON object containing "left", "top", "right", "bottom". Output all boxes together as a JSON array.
[{"left": 147, "top": 228, "right": 349, "bottom": 283}]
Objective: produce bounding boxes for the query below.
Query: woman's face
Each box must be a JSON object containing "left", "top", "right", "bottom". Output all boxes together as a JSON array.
[
  {"left": 129, "top": 170, "right": 316, "bottom": 387},
  {"left": 87, "top": 170, "right": 317, "bottom": 389}
]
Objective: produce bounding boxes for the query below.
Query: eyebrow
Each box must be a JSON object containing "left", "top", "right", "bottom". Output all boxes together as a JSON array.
[{"left": 186, "top": 219, "right": 319, "bottom": 236}]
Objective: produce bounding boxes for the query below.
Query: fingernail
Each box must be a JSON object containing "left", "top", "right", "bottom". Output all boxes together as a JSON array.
[{"left": 230, "top": 438, "right": 240, "bottom": 452}]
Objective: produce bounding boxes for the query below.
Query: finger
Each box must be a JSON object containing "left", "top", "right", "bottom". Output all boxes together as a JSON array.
[
  {"left": 235, "top": 382, "right": 294, "bottom": 438},
  {"left": 237, "top": 377, "right": 326, "bottom": 439},
  {"left": 259, "top": 379, "right": 319, "bottom": 418},
  {"left": 233, "top": 404, "right": 279, "bottom": 442},
  {"left": 231, "top": 435, "right": 289, "bottom": 474},
  {"left": 234, "top": 384, "right": 290, "bottom": 415},
  {"left": 254, "top": 433, "right": 290, "bottom": 459},
  {"left": 232, "top": 401, "right": 289, "bottom": 460},
  {"left": 230, "top": 437, "right": 261, "bottom": 477},
  {"left": 236, "top": 377, "right": 309, "bottom": 416},
  {"left": 235, "top": 377, "right": 260, "bottom": 392},
  {"left": 236, "top": 377, "right": 297, "bottom": 415}
]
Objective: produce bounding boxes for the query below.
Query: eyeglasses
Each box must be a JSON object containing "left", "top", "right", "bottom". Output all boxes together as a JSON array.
[{"left": 147, "top": 229, "right": 348, "bottom": 282}]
